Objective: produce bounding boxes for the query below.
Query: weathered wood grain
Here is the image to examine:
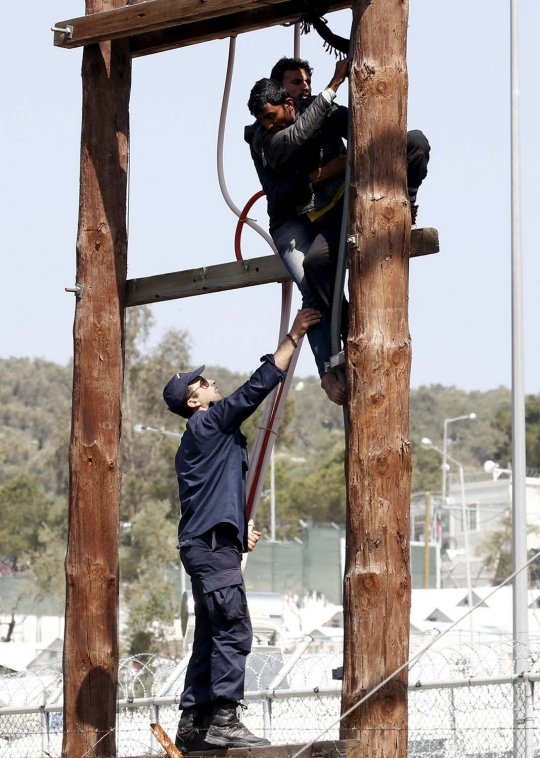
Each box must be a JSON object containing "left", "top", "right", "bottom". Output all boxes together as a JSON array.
[
  {"left": 132, "top": 739, "right": 351, "bottom": 758},
  {"left": 150, "top": 723, "right": 183, "bottom": 758},
  {"left": 129, "top": 0, "right": 352, "bottom": 57},
  {"left": 125, "top": 255, "right": 290, "bottom": 307},
  {"left": 62, "top": 1, "right": 131, "bottom": 755},
  {"left": 52, "top": 0, "right": 351, "bottom": 53},
  {"left": 342, "top": 0, "right": 412, "bottom": 755},
  {"left": 125, "top": 229, "right": 438, "bottom": 308}
]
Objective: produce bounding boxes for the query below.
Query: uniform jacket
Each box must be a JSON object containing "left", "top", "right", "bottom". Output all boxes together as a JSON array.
[{"left": 175, "top": 355, "right": 286, "bottom": 551}]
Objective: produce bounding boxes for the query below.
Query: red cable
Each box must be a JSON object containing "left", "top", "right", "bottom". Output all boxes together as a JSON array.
[
  {"left": 236, "top": 189, "right": 287, "bottom": 520},
  {"left": 246, "top": 381, "right": 285, "bottom": 519},
  {"left": 234, "top": 190, "right": 265, "bottom": 261}
]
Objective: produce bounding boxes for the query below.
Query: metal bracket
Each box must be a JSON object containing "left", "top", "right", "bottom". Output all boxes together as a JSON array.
[
  {"left": 347, "top": 234, "right": 359, "bottom": 248},
  {"left": 65, "top": 283, "right": 84, "bottom": 299},
  {"left": 51, "top": 24, "right": 74, "bottom": 39},
  {"left": 324, "top": 351, "right": 345, "bottom": 374}
]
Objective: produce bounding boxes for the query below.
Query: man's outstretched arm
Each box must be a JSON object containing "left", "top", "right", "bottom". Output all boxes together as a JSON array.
[{"left": 206, "top": 309, "right": 321, "bottom": 434}]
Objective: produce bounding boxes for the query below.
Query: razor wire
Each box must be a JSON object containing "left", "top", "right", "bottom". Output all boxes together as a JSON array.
[{"left": 2, "top": 641, "right": 540, "bottom": 757}]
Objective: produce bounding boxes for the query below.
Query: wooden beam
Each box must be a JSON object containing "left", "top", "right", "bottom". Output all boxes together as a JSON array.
[
  {"left": 133, "top": 739, "right": 351, "bottom": 758},
  {"left": 341, "top": 0, "right": 411, "bottom": 754},
  {"left": 125, "top": 254, "right": 290, "bottom": 307},
  {"left": 130, "top": 0, "right": 352, "bottom": 57},
  {"left": 125, "top": 229, "right": 438, "bottom": 307},
  {"left": 62, "top": 3, "right": 131, "bottom": 756},
  {"left": 53, "top": 0, "right": 351, "bottom": 53}
]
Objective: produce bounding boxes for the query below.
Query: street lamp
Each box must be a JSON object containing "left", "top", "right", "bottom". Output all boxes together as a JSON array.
[
  {"left": 441, "top": 414, "right": 477, "bottom": 509},
  {"left": 422, "top": 437, "right": 474, "bottom": 635}
]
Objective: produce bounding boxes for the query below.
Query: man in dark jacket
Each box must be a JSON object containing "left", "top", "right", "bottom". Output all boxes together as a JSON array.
[
  {"left": 246, "top": 60, "right": 430, "bottom": 405},
  {"left": 245, "top": 58, "right": 349, "bottom": 405},
  {"left": 163, "top": 308, "right": 321, "bottom": 752}
]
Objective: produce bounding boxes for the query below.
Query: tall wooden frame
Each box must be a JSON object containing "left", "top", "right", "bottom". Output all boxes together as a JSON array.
[{"left": 56, "top": 0, "right": 430, "bottom": 755}]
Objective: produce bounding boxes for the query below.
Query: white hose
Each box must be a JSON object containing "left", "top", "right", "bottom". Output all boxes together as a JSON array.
[
  {"left": 216, "top": 37, "right": 277, "bottom": 253},
  {"left": 216, "top": 33, "right": 304, "bottom": 531}
]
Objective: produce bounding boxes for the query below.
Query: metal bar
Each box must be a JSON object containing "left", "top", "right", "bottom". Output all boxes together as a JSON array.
[
  {"left": 5, "top": 672, "right": 540, "bottom": 718},
  {"left": 510, "top": 1, "right": 532, "bottom": 754},
  {"left": 40, "top": 708, "right": 49, "bottom": 755},
  {"left": 265, "top": 635, "right": 314, "bottom": 694},
  {"left": 262, "top": 696, "right": 272, "bottom": 740},
  {"left": 155, "top": 655, "right": 192, "bottom": 697},
  {"left": 458, "top": 463, "right": 475, "bottom": 637}
]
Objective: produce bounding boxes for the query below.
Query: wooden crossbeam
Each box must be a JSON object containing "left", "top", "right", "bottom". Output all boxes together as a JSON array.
[
  {"left": 130, "top": 0, "right": 351, "bottom": 57},
  {"left": 134, "top": 739, "right": 350, "bottom": 758},
  {"left": 52, "top": 0, "right": 351, "bottom": 55},
  {"left": 125, "top": 228, "right": 439, "bottom": 307}
]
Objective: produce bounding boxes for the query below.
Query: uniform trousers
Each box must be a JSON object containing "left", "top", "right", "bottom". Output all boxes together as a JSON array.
[{"left": 179, "top": 525, "right": 252, "bottom": 709}]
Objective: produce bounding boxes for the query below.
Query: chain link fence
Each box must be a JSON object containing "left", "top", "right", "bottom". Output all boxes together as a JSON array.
[{"left": 1, "top": 640, "right": 540, "bottom": 757}]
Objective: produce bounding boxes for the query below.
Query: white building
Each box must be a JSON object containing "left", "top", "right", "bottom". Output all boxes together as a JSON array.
[{"left": 411, "top": 468, "right": 540, "bottom": 588}]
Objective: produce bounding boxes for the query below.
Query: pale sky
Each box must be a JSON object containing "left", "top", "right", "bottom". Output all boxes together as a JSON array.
[{"left": 1, "top": 1, "right": 539, "bottom": 392}]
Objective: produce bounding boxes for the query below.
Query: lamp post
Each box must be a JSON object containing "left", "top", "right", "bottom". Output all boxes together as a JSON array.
[
  {"left": 510, "top": 2, "right": 533, "bottom": 754},
  {"left": 441, "top": 414, "right": 476, "bottom": 510},
  {"left": 422, "top": 438, "right": 474, "bottom": 635}
]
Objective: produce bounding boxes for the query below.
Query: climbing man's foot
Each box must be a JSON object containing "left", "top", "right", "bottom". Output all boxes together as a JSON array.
[
  {"left": 321, "top": 373, "right": 346, "bottom": 406},
  {"left": 411, "top": 203, "right": 419, "bottom": 226}
]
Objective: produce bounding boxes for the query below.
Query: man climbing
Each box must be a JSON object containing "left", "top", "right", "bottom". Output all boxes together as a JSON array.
[
  {"left": 298, "top": 1, "right": 431, "bottom": 222},
  {"left": 245, "top": 58, "right": 349, "bottom": 405},
  {"left": 163, "top": 307, "right": 321, "bottom": 753},
  {"left": 246, "top": 58, "right": 430, "bottom": 401}
]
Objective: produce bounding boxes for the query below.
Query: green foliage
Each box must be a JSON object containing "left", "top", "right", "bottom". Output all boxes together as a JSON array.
[
  {"left": 120, "top": 499, "right": 181, "bottom": 655},
  {"left": 3, "top": 316, "right": 540, "bottom": 650},
  {"left": 0, "top": 475, "right": 55, "bottom": 572},
  {"left": 476, "top": 511, "right": 540, "bottom": 586},
  {"left": 491, "top": 394, "right": 540, "bottom": 469}
]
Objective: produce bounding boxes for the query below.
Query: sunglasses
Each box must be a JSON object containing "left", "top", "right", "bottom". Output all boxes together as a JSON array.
[{"left": 186, "top": 376, "right": 210, "bottom": 401}]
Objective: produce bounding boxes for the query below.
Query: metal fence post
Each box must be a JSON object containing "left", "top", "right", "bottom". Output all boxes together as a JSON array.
[
  {"left": 150, "top": 703, "right": 160, "bottom": 753},
  {"left": 40, "top": 706, "right": 49, "bottom": 756},
  {"left": 263, "top": 695, "right": 272, "bottom": 741}
]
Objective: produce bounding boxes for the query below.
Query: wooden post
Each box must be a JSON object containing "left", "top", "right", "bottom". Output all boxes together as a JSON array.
[
  {"left": 62, "top": 0, "right": 131, "bottom": 754},
  {"left": 424, "top": 493, "right": 432, "bottom": 589},
  {"left": 342, "top": 0, "right": 411, "bottom": 754}
]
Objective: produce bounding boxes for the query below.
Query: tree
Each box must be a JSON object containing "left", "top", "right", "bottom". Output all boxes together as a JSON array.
[
  {"left": 0, "top": 474, "right": 54, "bottom": 572},
  {"left": 120, "top": 499, "right": 182, "bottom": 656},
  {"left": 491, "top": 394, "right": 540, "bottom": 469},
  {"left": 477, "top": 510, "right": 540, "bottom": 586},
  {"left": 121, "top": 307, "right": 192, "bottom": 520}
]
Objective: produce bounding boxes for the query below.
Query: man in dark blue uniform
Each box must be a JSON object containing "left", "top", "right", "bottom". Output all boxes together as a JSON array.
[{"left": 163, "top": 308, "right": 321, "bottom": 752}]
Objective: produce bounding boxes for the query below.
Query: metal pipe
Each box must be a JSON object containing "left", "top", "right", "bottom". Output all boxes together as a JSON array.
[
  {"left": 458, "top": 462, "right": 474, "bottom": 637},
  {"left": 270, "top": 446, "right": 276, "bottom": 541},
  {"left": 262, "top": 696, "right": 272, "bottom": 740},
  {"left": 422, "top": 439, "right": 474, "bottom": 633},
  {"left": 294, "top": 22, "right": 301, "bottom": 58},
  {"left": 155, "top": 654, "right": 192, "bottom": 697},
  {"left": 266, "top": 635, "right": 314, "bottom": 694},
  {"left": 442, "top": 414, "right": 476, "bottom": 509},
  {"left": 510, "top": 2, "right": 532, "bottom": 756}
]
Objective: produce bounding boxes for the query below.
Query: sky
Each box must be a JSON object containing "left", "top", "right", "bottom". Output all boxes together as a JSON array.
[{"left": 1, "top": 1, "right": 539, "bottom": 392}]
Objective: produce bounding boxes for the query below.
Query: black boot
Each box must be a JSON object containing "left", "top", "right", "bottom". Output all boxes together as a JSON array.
[
  {"left": 175, "top": 704, "right": 213, "bottom": 754},
  {"left": 205, "top": 700, "right": 271, "bottom": 748}
]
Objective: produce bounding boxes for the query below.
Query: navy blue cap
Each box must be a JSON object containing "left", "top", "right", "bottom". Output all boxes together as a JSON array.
[{"left": 163, "top": 365, "right": 205, "bottom": 418}]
